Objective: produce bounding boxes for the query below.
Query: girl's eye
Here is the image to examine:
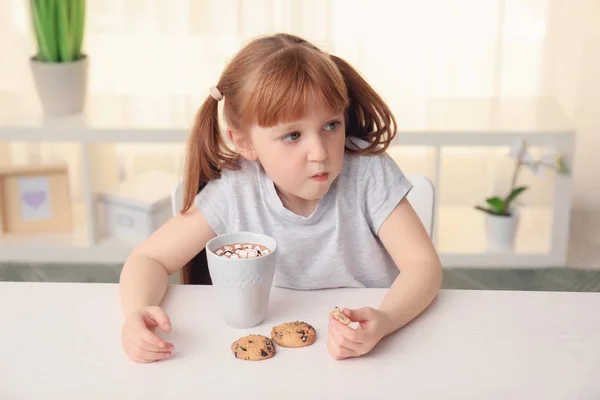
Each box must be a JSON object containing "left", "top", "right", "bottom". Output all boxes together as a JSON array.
[
  {"left": 324, "top": 121, "right": 340, "bottom": 131},
  {"left": 282, "top": 132, "right": 300, "bottom": 142}
]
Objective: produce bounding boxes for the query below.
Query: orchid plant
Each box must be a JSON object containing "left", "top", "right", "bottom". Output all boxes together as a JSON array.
[{"left": 475, "top": 140, "right": 570, "bottom": 217}]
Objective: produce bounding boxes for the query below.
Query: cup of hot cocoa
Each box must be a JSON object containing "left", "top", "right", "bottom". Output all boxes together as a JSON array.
[{"left": 205, "top": 231, "right": 278, "bottom": 328}]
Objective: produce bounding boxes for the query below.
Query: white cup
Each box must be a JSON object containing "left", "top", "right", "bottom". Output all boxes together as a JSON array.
[{"left": 205, "top": 231, "right": 278, "bottom": 329}]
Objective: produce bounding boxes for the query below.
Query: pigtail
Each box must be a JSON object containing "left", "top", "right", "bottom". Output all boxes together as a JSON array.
[
  {"left": 180, "top": 91, "right": 237, "bottom": 285},
  {"left": 181, "top": 94, "right": 237, "bottom": 214},
  {"left": 330, "top": 55, "right": 397, "bottom": 155}
]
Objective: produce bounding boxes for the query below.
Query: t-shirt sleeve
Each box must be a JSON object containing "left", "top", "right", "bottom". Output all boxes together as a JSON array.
[
  {"left": 361, "top": 152, "right": 413, "bottom": 235},
  {"left": 193, "top": 172, "right": 236, "bottom": 235}
]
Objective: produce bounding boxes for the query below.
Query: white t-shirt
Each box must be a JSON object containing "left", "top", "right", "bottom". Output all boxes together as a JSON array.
[{"left": 195, "top": 139, "right": 413, "bottom": 289}]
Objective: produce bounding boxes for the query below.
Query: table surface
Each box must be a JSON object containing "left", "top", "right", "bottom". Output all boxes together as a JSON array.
[{"left": 2, "top": 282, "right": 599, "bottom": 399}]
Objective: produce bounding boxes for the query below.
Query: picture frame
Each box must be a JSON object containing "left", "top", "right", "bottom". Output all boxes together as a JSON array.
[{"left": 0, "top": 164, "right": 72, "bottom": 234}]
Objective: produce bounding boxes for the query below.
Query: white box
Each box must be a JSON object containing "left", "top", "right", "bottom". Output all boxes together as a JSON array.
[{"left": 98, "top": 183, "right": 173, "bottom": 241}]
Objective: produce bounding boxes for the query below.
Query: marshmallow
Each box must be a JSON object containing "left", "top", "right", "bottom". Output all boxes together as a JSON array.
[
  {"left": 214, "top": 243, "right": 272, "bottom": 259},
  {"left": 246, "top": 249, "right": 258, "bottom": 258}
]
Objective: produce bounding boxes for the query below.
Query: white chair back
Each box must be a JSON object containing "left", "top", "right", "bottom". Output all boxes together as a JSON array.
[
  {"left": 405, "top": 173, "right": 435, "bottom": 238},
  {"left": 171, "top": 181, "right": 184, "bottom": 217}
]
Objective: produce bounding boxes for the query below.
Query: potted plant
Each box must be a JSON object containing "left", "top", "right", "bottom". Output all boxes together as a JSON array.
[
  {"left": 475, "top": 139, "right": 570, "bottom": 252},
  {"left": 29, "top": 0, "right": 87, "bottom": 115}
]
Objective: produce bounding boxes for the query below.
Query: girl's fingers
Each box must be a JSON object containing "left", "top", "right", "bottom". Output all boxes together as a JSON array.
[
  {"left": 329, "top": 316, "right": 363, "bottom": 345},
  {"left": 328, "top": 330, "right": 358, "bottom": 360},
  {"left": 145, "top": 306, "right": 172, "bottom": 332},
  {"left": 128, "top": 337, "right": 174, "bottom": 353},
  {"left": 134, "top": 348, "right": 173, "bottom": 363},
  {"left": 124, "top": 339, "right": 173, "bottom": 363},
  {"left": 330, "top": 326, "right": 362, "bottom": 352},
  {"left": 141, "top": 329, "right": 166, "bottom": 348},
  {"left": 130, "top": 315, "right": 168, "bottom": 348},
  {"left": 143, "top": 316, "right": 159, "bottom": 329}
]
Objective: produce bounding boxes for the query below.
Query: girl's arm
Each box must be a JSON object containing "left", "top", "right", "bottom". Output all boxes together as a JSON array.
[
  {"left": 377, "top": 196, "right": 443, "bottom": 336},
  {"left": 119, "top": 205, "right": 216, "bottom": 317}
]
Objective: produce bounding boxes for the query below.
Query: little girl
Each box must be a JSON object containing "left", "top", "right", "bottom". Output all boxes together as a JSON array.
[{"left": 119, "top": 33, "right": 442, "bottom": 363}]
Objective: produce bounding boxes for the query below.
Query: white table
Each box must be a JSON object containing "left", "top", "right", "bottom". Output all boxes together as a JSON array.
[{"left": 2, "top": 282, "right": 599, "bottom": 399}]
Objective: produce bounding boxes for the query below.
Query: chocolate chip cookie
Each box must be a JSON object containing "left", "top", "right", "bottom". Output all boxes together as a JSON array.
[
  {"left": 329, "top": 306, "right": 351, "bottom": 325},
  {"left": 231, "top": 334, "right": 276, "bottom": 361},
  {"left": 271, "top": 321, "right": 316, "bottom": 348}
]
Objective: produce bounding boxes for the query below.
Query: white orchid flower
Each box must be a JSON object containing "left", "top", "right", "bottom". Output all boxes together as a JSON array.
[
  {"left": 540, "top": 147, "right": 570, "bottom": 174},
  {"left": 532, "top": 161, "right": 546, "bottom": 178},
  {"left": 509, "top": 139, "right": 540, "bottom": 174},
  {"left": 540, "top": 148, "right": 558, "bottom": 168},
  {"left": 509, "top": 139, "right": 527, "bottom": 160},
  {"left": 522, "top": 151, "right": 535, "bottom": 165}
]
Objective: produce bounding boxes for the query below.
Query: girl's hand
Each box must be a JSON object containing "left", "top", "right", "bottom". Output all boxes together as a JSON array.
[
  {"left": 121, "top": 306, "right": 174, "bottom": 363},
  {"left": 327, "top": 307, "right": 392, "bottom": 360}
]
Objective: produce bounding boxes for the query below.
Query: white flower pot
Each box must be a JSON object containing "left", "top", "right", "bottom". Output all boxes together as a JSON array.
[
  {"left": 29, "top": 55, "right": 88, "bottom": 116},
  {"left": 485, "top": 210, "right": 519, "bottom": 252}
]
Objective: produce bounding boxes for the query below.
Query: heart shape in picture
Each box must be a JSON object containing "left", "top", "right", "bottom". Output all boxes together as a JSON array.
[{"left": 22, "top": 190, "right": 47, "bottom": 209}]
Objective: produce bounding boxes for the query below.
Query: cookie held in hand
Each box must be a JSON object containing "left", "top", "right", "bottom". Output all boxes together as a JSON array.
[
  {"left": 271, "top": 321, "right": 316, "bottom": 348},
  {"left": 231, "top": 334, "right": 276, "bottom": 361},
  {"left": 329, "top": 306, "right": 351, "bottom": 325}
]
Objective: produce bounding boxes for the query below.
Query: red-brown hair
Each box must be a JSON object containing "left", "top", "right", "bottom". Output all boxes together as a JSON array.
[{"left": 180, "top": 33, "right": 397, "bottom": 284}]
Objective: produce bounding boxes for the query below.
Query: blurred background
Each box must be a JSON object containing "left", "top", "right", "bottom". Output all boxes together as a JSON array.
[{"left": 0, "top": 0, "right": 599, "bottom": 290}]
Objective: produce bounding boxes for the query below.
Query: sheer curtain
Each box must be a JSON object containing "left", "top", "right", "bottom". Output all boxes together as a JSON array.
[
  {"left": 2, "top": 0, "right": 551, "bottom": 101},
  {"left": 1, "top": 0, "right": 598, "bottom": 211}
]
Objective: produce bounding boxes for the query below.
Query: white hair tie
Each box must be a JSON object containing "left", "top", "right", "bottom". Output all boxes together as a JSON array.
[{"left": 209, "top": 86, "right": 223, "bottom": 101}]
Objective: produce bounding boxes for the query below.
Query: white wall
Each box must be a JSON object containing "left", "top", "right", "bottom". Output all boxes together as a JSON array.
[
  {"left": 2, "top": 0, "right": 599, "bottom": 214},
  {"left": 545, "top": 0, "right": 600, "bottom": 212}
]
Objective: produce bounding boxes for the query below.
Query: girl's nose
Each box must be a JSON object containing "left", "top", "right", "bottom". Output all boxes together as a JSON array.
[{"left": 307, "top": 135, "right": 327, "bottom": 162}]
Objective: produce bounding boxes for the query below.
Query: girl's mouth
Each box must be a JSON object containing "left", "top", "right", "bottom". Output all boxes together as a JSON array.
[{"left": 311, "top": 173, "right": 329, "bottom": 182}]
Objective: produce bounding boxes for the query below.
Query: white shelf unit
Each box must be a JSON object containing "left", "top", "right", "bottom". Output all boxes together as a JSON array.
[{"left": 0, "top": 94, "right": 576, "bottom": 268}]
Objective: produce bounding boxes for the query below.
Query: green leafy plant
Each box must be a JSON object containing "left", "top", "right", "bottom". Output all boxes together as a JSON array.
[
  {"left": 475, "top": 140, "right": 570, "bottom": 217},
  {"left": 475, "top": 186, "right": 528, "bottom": 216},
  {"left": 30, "top": 0, "right": 86, "bottom": 63}
]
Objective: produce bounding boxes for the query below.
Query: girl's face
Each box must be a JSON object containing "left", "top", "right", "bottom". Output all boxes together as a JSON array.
[{"left": 236, "top": 101, "right": 346, "bottom": 215}]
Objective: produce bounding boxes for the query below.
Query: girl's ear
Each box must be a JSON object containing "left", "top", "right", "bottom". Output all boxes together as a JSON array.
[{"left": 227, "top": 129, "right": 258, "bottom": 161}]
